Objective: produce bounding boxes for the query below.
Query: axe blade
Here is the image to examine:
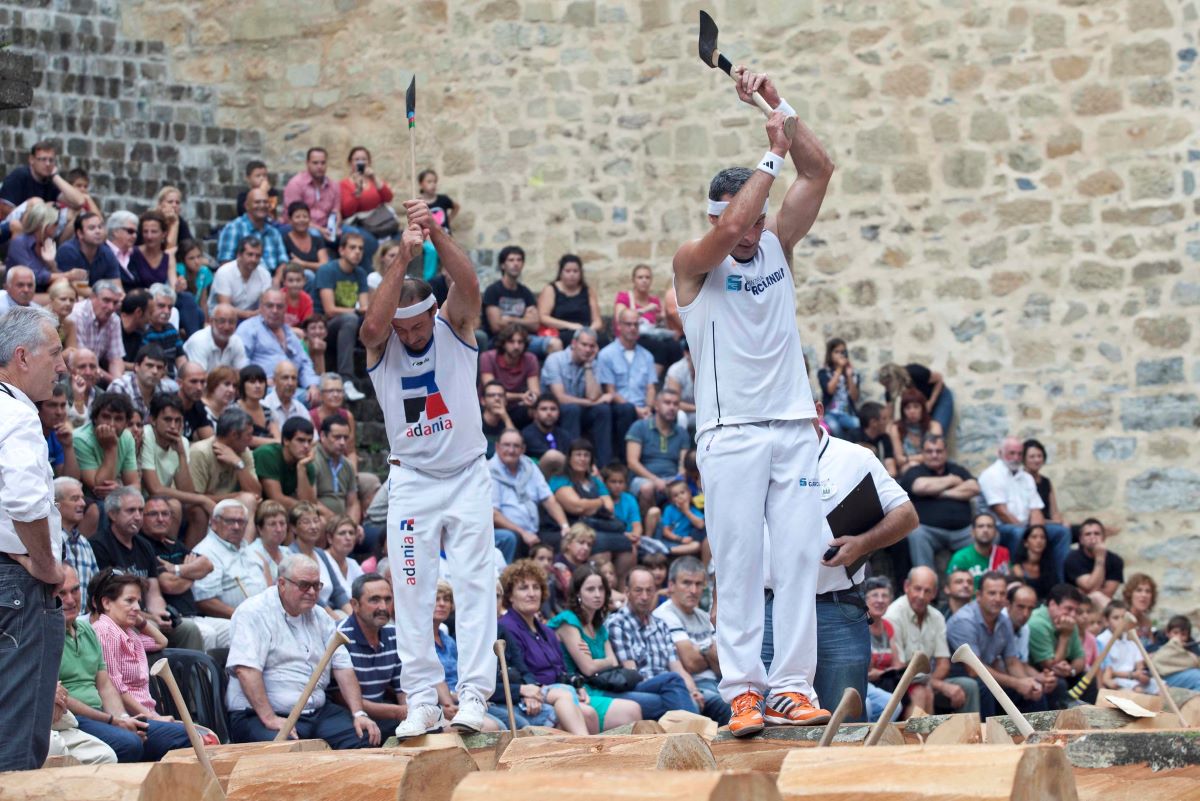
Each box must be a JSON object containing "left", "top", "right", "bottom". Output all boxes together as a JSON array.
[{"left": 698, "top": 10, "right": 721, "bottom": 69}]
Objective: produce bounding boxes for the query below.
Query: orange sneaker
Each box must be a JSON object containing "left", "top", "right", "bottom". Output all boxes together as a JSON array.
[
  {"left": 729, "top": 690, "right": 765, "bottom": 738},
  {"left": 764, "top": 691, "right": 831, "bottom": 726}
]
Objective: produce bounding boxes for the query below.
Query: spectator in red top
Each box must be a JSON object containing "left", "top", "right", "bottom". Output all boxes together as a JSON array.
[
  {"left": 612, "top": 264, "right": 680, "bottom": 373},
  {"left": 281, "top": 263, "right": 313, "bottom": 331},
  {"left": 480, "top": 323, "right": 541, "bottom": 429},
  {"left": 338, "top": 146, "right": 393, "bottom": 269}
]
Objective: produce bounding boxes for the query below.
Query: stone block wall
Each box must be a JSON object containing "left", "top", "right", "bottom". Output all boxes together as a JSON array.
[{"left": 3, "top": 0, "right": 1196, "bottom": 616}]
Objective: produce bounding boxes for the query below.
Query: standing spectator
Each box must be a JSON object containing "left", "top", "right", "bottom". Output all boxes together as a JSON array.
[
  {"left": 126, "top": 211, "right": 172, "bottom": 291},
  {"left": 0, "top": 141, "right": 88, "bottom": 218},
  {"left": 264, "top": 360, "right": 311, "bottom": 429},
  {"left": 877, "top": 361, "right": 954, "bottom": 435},
  {"left": 314, "top": 233, "right": 369, "bottom": 399},
  {"left": 978, "top": 436, "right": 1070, "bottom": 581},
  {"left": 1121, "top": 573, "right": 1159, "bottom": 648},
  {"left": 653, "top": 557, "right": 730, "bottom": 724},
  {"left": 176, "top": 240, "right": 213, "bottom": 314},
  {"left": 0, "top": 306, "right": 67, "bottom": 772},
  {"left": 336, "top": 573, "right": 406, "bottom": 739},
  {"left": 69, "top": 280, "right": 126, "bottom": 380},
  {"left": 489, "top": 428, "right": 570, "bottom": 559},
  {"left": 211, "top": 238, "right": 273, "bottom": 319},
  {"left": 899, "top": 435, "right": 978, "bottom": 571},
  {"left": 1025, "top": 583, "right": 1087, "bottom": 708},
  {"left": 625, "top": 389, "right": 689, "bottom": 515},
  {"left": 596, "top": 308, "right": 657, "bottom": 429},
  {"left": 946, "top": 513, "right": 1011, "bottom": 589},
  {"left": 1063, "top": 518, "right": 1124, "bottom": 608},
  {"left": 480, "top": 323, "right": 541, "bottom": 429},
  {"left": 283, "top": 148, "right": 339, "bottom": 243},
  {"left": 1022, "top": 439, "right": 1066, "bottom": 530},
  {"left": 225, "top": 554, "right": 380, "bottom": 747},
  {"left": 183, "top": 303, "right": 248, "bottom": 371},
  {"left": 520, "top": 393, "right": 569, "bottom": 473},
  {"left": 217, "top": 188, "right": 288, "bottom": 277},
  {"left": 56, "top": 211, "right": 121, "bottom": 289},
  {"left": 536, "top": 254, "right": 602, "bottom": 346},
  {"left": 888, "top": 389, "right": 942, "bottom": 472},
  {"left": 254, "top": 416, "right": 319, "bottom": 513},
  {"left": 188, "top": 407, "right": 263, "bottom": 521},
  {"left": 57, "top": 477, "right": 98, "bottom": 608},
  {"left": 312, "top": 415, "right": 362, "bottom": 522},
  {"left": 338, "top": 146, "right": 395, "bottom": 269},
  {"left": 74, "top": 392, "right": 141, "bottom": 502},
  {"left": 140, "top": 393, "right": 213, "bottom": 542},
  {"left": 190, "top": 499, "right": 271, "bottom": 619},
  {"left": 237, "top": 289, "right": 321, "bottom": 405},
  {"left": 817, "top": 338, "right": 860, "bottom": 440},
  {"left": 482, "top": 245, "right": 560, "bottom": 354},
  {"left": 1011, "top": 524, "right": 1057, "bottom": 602},
  {"left": 542, "top": 328, "right": 618, "bottom": 466}
]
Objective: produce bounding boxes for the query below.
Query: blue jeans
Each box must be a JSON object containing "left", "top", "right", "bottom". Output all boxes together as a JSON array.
[
  {"left": 76, "top": 716, "right": 191, "bottom": 762},
  {"left": 613, "top": 672, "right": 696, "bottom": 720},
  {"left": 866, "top": 683, "right": 900, "bottom": 722},
  {"left": 558, "top": 403, "right": 619, "bottom": 467},
  {"left": 930, "top": 387, "right": 954, "bottom": 436},
  {"left": 823, "top": 410, "right": 861, "bottom": 441},
  {"left": 0, "top": 559, "right": 64, "bottom": 771},
  {"left": 997, "top": 522, "right": 1070, "bottom": 583},
  {"left": 693, "top": 677, "right": 731, "bottom": 725},
  {"left": 1165, "top": 668, "right": 1200, "bottom": 692},
  {"left": 229, "top": 703, "right": 375, "bottom": 749},
  {"left": 494, "top": 528, "right": 518, "bottom": 563}
]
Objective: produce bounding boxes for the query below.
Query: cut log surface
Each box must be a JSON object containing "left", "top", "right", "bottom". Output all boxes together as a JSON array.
[
  {"left": 659, "top": 710, "right": 718, "bottom": 739},
  {"left": 225, "top": 749, "right": 477, "bottom": 801},
  {"left": 0, "top": 762, "right": 223, "bottom": 801},
  {"left": 162, "top": 738, "right": 329, "bottom": 791},
  {"left": 711, "top": 739, "right": 814, "bottom": 775},
  {"left": 777, "top": 744, "right": 1078, "bottom": 801},
  {"left": 1074, "top": 765, "right": 1200, "bottom": 801},
  {"left": 1026, "top": 729, "right": 1200, "bottom": 770},
  {"left": 923, "top": 713, "right": 982, "bottom": 745},
  {"left": 1053, "top": 707, "right": 1090, "bottom": 731},
  {"left": 497, "top": 733, "right": 717, "bottom": 772},
  {"left": 453, "top": 770, "right": 781, "bottom": 801},
  {"left": 986, "top": 717, "right": 1015, "bottom": 745}
]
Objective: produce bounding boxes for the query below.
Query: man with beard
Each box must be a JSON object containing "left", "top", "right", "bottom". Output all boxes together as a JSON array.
[
  {"left": 336, "top": 573, "right": 406, "bottom": 738},
  {"left": 183, "top": 303, "right": 248, "bottom": 371}
]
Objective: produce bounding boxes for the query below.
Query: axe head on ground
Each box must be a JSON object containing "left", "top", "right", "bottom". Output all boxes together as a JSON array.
[{"left": 698, "top": 11, "right": 734, "bottom": 74}]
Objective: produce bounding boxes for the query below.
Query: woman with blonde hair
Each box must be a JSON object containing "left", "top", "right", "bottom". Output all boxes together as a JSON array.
[
  {"left": 325, "top": 514, "right": 363, "bottom": 601},
  {"left": 249, "top": 500, "right": 290, "bottom": 583},
  {"left": 47, "top": 278, "right": 79, "bottom": 349},
  {"left": 5, "top": 202, "right": 76, "bottom": 291},
  {"left": 151, "top": 185, "right": 192, "bottom": 254}
]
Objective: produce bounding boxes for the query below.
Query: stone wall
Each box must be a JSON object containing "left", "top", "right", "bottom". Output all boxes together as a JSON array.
[{"left": 3, "top": 0, "right": 1196, "bottom": 616}]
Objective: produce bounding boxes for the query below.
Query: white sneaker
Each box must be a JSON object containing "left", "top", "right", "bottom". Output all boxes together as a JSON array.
[
  {"left": 343, "top": 379, "right": 365, "bottom": 402},
  {"left": 449, "top": 694, "right": 488, "bottom": 733},
  {"left": 393, "top": 704, "right": 445, "bottom": 739}
]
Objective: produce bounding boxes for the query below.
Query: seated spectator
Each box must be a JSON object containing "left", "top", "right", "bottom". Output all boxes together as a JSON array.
[
  {"left": 889, "top": 388, "right": 942, "bottom": 473},
  {"left": 65, "top": 347, "right": 100, "bottom": 427},
  {"left": 248, "top": 500, "right": 289, "bottom": 583},
  {"left": 1079, "top": 598, "right": 1101, "bottom": 671},
  {"left": 0, "top": 265, "right": 37, "bottom": 316},
  {"left": 237, "top": 364, "right": 280, "bottom": 448},
  {"left": 98, "top": 211, "right": 138, "bottom": 286},
  {"left": 1011, "top": 524, "right": 1056, "bottom": 602},
  {"left": 145, "top": 285, "right": 186, "bottom": 368},
  {"left": 817, "top": 338, "right": 861, "bottom": 441},
  {"left": 597, "top": 309, "right": 657, "bottom": 435},
  {"left": 302, "top": 314, "right": 328, "bottom": 375},
  {"left": 1026, "top": 583, "right": 1088, "bottom": 707},
  {"left": 226, "top": 553, "right": 381, "bottom": 747},
  {"left": 1122, "top": 573, "right": 1159, "bottom": 648},
  {"left": 183, "top": 303, "right": 247, "bottom": 372},
  {"left": 309, "top": 373, "right": 359, "bottom": 467},
  {"left": 199, "top": 365, "right": 237, "bottom": 435},
  {"left": 481, "top": 324, "right": 541, "bottom": 429},
  {"left": 885, "top": 566, "right": 979, "bottom": 714},
  {"left": 601, "top": 463, "right": 656, "bottom": 556},
  {"left": 69, "top": 280, "right": 126, "bottom": 381},
  {"left": 141, "top": 393, "right": 212, "bottom": 542},
  {"left": 482, "top": 245, "right": 560, "bottom": 355},
  {"left": 283, "top": 147, "right": 338, "bottom": 243},
  {"left": 56, "top": 211, "right": 120, "bottom": 290},
  {"left": 1004, "top": 583, "right": 1040, "bottom": 666},
  {"left": 0, "top": 141, "right": 88, "bottom": 218},
  {"left": 147, "top": 186, "right": 193, "bottom": 255},
  {"left": 212, "top": 237, "right": 272, "bottom": 319},
  {"left": 127, "top": 211, "right": 172, "bottom": 291},
  {"left": 57, "top": 477, "right": 98, "bottom": 606},
  {"left": 47, "top": 279, "right": 80, "bottom": 349},
  {"left": 1064, "top": 518, "right": 1124, "bottom": 609},
  {"left": 237, "top": 288, "right": 321, "bottom": 405},
  {"left": 877, "top": 361, "right": 954, "bottom": 435},
  {"left": 75, "top": 392, "right": 140, "bottom": 502},
  {"left": 1098, "top": 600, "right": 1157, "bottom": 694},
  {"left": 190, "top": 499, "right": 270, "bottom": 618},
  {"left": 48, "top": 679, "right": 118, "bottom": 766},
  {"left": 939, "top": 568, "right": 975, "bottom": 619},
  {"left": 325, "top": 516, "right": 363, "bottom": 602},
  {"left": 541, "top": 328, "right": 618, "bottom": 465},
  {"left": 1151, "top": 615, "right": 1200, "bottom": 692},
  {"left": 520, "top": 393, "right": 569, "bottom": 474},
  {"left": 979, "top": 436, "right": 1070, "bottom": 580},
  {"left": 217, "top": 189, "right": 288, "bottom": 278},
  {"left": 625, "top": 389, "right": 689, "bottom": 514},
  {"left": 663, "top": 341, "right": 695, "bottom": 429},
  {"left": 613, "top": 263, "right": 681, "bottom": 373},
  {"left": 118, "top": 288, "right": 150, "bottom": 366},
  {"left": 480, "top": 380, "right": 514, "bottom": 458},
  {"left": 264, "top": 360, "right": 310, "bottom": 428},
  {"left": 5, "top": 201, "right": 81, "bottom": 292},
  {"left": 314, "top": 233, "right": 369, "bottom": 399},
  {"left": 338, "top": 146, "right": 395, "bottom": 269},
  {"left": 62, "top": 568, "right": 192, "bottom": 761},
  {"left": 947, "top": 571, "right": 1048, "bottom": 718},
  {"left": 313, "top": 414, "right": 362, "bottom": 521},
  {"left": 550, "top": 439, "right": 636, "bottom": 580},
  {"left": 234, "top": 160, "right": 282, "bottom": 221},
  {"left": 659, "top": 479, "right": 705, "bottom": 557},
  {"left": 289, "top": 502, "right": 353, "bottom": 618},
  {"left": 536, "top": 254, "right": 602, "bottom": 347},
  {"left": 255, "top": 416, "right": 317, "bottom": 511},
  {"left": 552, "top": 523, "right": 596, "bottom": 596},
  {"left": 39, "top": 382, "right": 79, "bottom": 479},
  {"left": 652, "top": 557, "right": 730, "bottom": 724},
  {"left": 490, "top": 428, "right": 571, "bottom": 560},
  {"left": 188, "top": 407, "right": 263, "bottom": 528},
  {"left": 110, "top": 344, "right": 175, "bottom": 422},
  {"left": 946, "top": 513, "right": 1010, "bottom": 589},
  {"left": 281, "top": 261, "right": 314, "bottom": 327},
  {"left": 497, "top": 560, "right": 599, "bottom": 734},
  {"left": 335, "top": 573, "right": 406, "bottom": 739},
  {"left": 176, "top": 239, "right": 213, "bottom": 313},
  {"left": 608, "top": 567, "right": 702, "bottom": 716},
  {"left": 864, "top": 577, "right": 905, "bottom": 721},
  {"left": 1022, "top": 438, "right": 1067, "bottom": 531}
]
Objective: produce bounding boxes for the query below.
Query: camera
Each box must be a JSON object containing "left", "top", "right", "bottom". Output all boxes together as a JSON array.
[
  {"left": 558, "top": 673, "right": 586, "bottom": 690},
  {"left": 355, "top": 161, "right": 367, "bottom": 174}
]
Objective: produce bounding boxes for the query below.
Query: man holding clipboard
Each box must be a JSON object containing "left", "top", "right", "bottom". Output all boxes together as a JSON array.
[{"left": 763, "top": 403, "right": 917, "bottom": 720}]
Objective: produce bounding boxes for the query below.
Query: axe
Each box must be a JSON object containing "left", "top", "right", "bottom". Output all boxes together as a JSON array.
[{"left": 698, "top": 11, "right": 796, "bottom": 138}]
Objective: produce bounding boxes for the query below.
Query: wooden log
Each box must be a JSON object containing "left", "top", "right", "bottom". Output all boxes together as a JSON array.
[
  {"left": 0, "top": 762, "right": 223, "bottom": 801},
  {"left": 985, "top": 717, "right": 1015, "bottom": 745},
  {"left": 1054, "top": 707, "right": 1090, "bottom": 731},
  {"left": 631, "top": 720, "right": 667, "bottom": 735},
  {"left": 497, "top": 733, "right": 717, "bottom": 772},
  {"left": 1025, "top": 729, "right": 1200, "bottom": 770},
  {"left": 1099, "top": 689, "right": 1163, "bottom": 713},
  {"left": 162, "top": 739, "right": 329, "bottom": 792},
  {"left": 452, "top": 771, "right": 781, "bottom": 801},
  {"left": 658, "top": 709, "right": 718, "bottom": 739},
  {"left": 923, "top": 713, "right": 982, "bottom": 745},
  {"left": 1074, "top": 765, "right": 1200, "bottom": 801},
  {"left": 777, "top": 744, "right": 1078, "bottom": 801},
  {"left": 41, "top": 755, "right": 81, "bottom": 768},
  {"left": 712, "top": 739, "right": 815, "bottom": 775},
  {"left": 714, "top": 722, "right": 874, "bottom": 745},
  {"left": 988, "top": 707, "right": 1133, "bottom": 736},
  {"left": 1182, "top": 695, "right": 1200, "bottom": 728},
  {"left": 392, "top": 732, "right": 466, "bottom": 749},
  {"left": 225, "top": 750, "right": 477, "bottom": 801}
]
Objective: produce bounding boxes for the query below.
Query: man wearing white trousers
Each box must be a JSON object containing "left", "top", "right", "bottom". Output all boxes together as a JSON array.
[
  {"left": 673, "top": 67, "right": 835, "bottom": 737},
  {"left": 360, "top": 200, "right": 496, "bottom": 737}
]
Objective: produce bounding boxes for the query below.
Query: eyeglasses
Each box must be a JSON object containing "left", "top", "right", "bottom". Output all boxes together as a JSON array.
[
  {"left": 216, "top": 517, "right": 248, "bottom": 527},
  {"left": 282, "top": 576, "right": 323, "bottom": 593},
  {"left": 120, "top": 228, "right": 137, "bottom": 235}
]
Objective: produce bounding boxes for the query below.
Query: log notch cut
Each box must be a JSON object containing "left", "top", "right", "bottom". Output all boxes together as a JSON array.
[
  {"left": 922, "top": 713, "right": 982, "bottom": 745},
  {"left": 225, "top": 749, "right": 477, "bottom": 801},
  {"left": 776, "top": 744, "right": 1078, "bottom": 801},
  {"left": 497, "top": 733, "right": 717, "bottom": 771},
  {"left": 162, "top": 738, "right": 330, "bottom": 792},
  {"left": 452, "top": 770, "right": 781, "bottom": 801},
  {"left": 0, "top": 762, "right": 223, "bottom": 801}
]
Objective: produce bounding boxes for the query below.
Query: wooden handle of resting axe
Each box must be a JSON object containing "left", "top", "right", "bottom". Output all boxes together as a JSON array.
[
  {"left": 494, "top": 639, "right": 518, "bottom": 735},
  {"left": 149, "top": 659, "right": 220, "bottom": 790},
  {"left": 1069, "top": 614, "right": 1134, "bottom": 700},
  {"left": 952, "top": 643, "right": 1035, "bottom": 737},
  {"left": 274, "top": 630, "right": 351, "bottom": 742},
  {"left": 817, "top": 687, "right": 862, "bottom": 747},
  {"left": 864, "top": 652, "right": 930, "bottom": 746},
  {"left": 1123, "top": 613, "right": 1188, "bottom": 726}
]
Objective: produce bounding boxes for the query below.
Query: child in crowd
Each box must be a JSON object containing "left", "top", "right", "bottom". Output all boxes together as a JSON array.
[
  {"left": 640, "top": 552, "right": 670, "bottom": 607},
  {"left": 1098, "top": 600, "right": 1157, "bottom": 694},
  {"left": 682, "top": 450, "right": 703, "bottom": 510},
  {"left": 282, "top": 262, "right": 314, "bottom": 331},
  {"left": 530, "top": 542, "right": 561, "bottom": 618},
  {"left": 552, "top": 523, "right": 595, "bottom": 597},
  {"left": 301, "top": 314, "right": 327, "bottom": 374},
  {"left": 659, "top": 479, "right": 705, "bottom": 556},
  {"left": 604, "top": 462, "right": 670, "bottom": 556},
  {"left": 1151, "top": 616, "right": 1200, "bottom": 691},
  {"left": 1078, "top": 598, "right": 1101, "bottom": 672}
]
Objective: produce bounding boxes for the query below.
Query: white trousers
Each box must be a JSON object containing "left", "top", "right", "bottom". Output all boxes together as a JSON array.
[
  {"left": 190, "top": 616, "right": 231, "bottom": 651},
  {"left": 697, "top": 419, "right": 822, "bottom": 704},
  {"left": 387, "top": 457, "right": 497, "bottom": 709},
  {"left": 49, "top": 714, "right": 117, "bottom": 765}
]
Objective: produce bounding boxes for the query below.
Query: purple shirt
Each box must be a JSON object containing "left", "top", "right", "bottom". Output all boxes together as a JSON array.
[
  {"left": 128, "top": 248, "right": 170, "bottom": 290},
  {"left": 498, "top": 609, "right": 565, "bottom": 686}
]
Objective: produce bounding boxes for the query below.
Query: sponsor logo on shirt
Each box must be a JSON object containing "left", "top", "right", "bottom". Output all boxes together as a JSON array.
[
  {"left": 726, "top": 275, "right": 743, "bottom": 291},
  {"left": 798, "top": 477, "right": 821, "bottom": 489},
  {"left": 400, "top": 369, "right": 454, "bottom": 438},
  {"left": 726, "top": 269, "right": 787, "bottom": 296},
  {"left": 399, "top": 518, "right": 417, "bottom": 585}
]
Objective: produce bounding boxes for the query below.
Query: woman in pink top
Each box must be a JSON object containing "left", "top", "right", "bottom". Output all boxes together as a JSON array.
[{"left": 612, "top": 263, "right": 681, "bottom": 374}]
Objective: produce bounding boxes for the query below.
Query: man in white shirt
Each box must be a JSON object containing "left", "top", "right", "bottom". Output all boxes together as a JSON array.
[
  {"left": 190, "top": 499, "right": 270, "bottom": 618},
  {"left": 977, "top": 436, "right": 1070, "bottom": 581},
  {"left": 652, "top": 556, "right": 730, "bottom": 725},
  {"left": 183, "top": 304, "right": 248, "bottom": 370},
  {"left": 263, "top": 360, "right": 310, "bottom": 428},
  {"left": 0, "top": 266, "right": 36, "bottom": 314},
  {"left": 210, "top": 238, "right": 272, "bottom": 319}
]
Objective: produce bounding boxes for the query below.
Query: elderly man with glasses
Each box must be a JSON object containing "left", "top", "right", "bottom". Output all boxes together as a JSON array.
[
  {"left": 226, "top": 552, "right": 381, "bottom": 747},
  {"left": 190, "top": 499, "right": 270, "bottom": 619}
]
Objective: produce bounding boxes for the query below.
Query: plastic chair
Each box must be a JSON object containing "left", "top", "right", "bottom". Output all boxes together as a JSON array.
[{"left": 148, "top": 648, "right": 230, "bottom": 744}]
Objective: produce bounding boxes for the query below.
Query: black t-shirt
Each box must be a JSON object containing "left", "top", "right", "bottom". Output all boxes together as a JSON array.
[
  {"left": 138, "top": 534, "right": 198, "bottom": 617},
  {"left": 429, "top": 273, "right": 449, "bottom": 306},
  {"left": 1033, "top": 473, "right": 1053, "bottom": 512},
  {"left": 482, "top": 414, "right": 506, "bottom": 458},
  {"left": 90, "top": 528, "right": 161, "bottom": 581},
  {"left": 1063, "top": 548, "right": 1124, "bottom": 587},
  {"left": 428, "top": 194, "right": 455, "bottom": 233},
  {"left": 0, "top": 165, "right": 59, "bottom": 207},
  {"left": 906, "top": 363, "right": 935, "bottom": 402},
  {"left": 521, "top": 422, "right": 569, "bottom": 459},
  {"left": 899, "top": 462, "right": 975, "bottom": 530},
  {"left": 122, "top": 328, "right": 144, "bottom": 364},
  {"left": 867, "top": 431, "right": 895, "bottom": 463},
  {"left": 482, "top": 280, "right": 536, "bottom": 337},
  {"left": 181, "top": 399, "right": 210, "bottom": 441}
]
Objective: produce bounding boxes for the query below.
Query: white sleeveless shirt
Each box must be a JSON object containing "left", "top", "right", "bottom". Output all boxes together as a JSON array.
[
  {"left": 367, "top": 315, "right": 486, "bottom": 476},
  {"left": 676, "top": 230, "right": 816, "bottom": 435}
]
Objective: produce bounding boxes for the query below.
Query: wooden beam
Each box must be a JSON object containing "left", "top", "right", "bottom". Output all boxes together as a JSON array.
[
  {"left": 162, "top": 740, "right": 329, "bottom": 792},
  {"left": 225, "top": 750, "right": 477, "bottom": 801},
  {"left": 452, "top": 771, "right": 781, "bottom": 801},
  {"left": 1074, "top": 765, "right": 1200, "bottom": 801},
  {"left": 923, "top": 713, "right": 982, "bottom": 745},
  {"left": 0, "top": 762, "right": 223, "bottom": 801},
  {"left": 497, "top": 733, "right": 717, "bottom": 771},
  {"left": 659, "top": 710, "right": 717, "bottom": 739},
  {"left": 1025, "top": 729, "right": 1200, "bottom": 770},
  {"left": 986, "top": 717, "right": 1015, "bottom": 745}
]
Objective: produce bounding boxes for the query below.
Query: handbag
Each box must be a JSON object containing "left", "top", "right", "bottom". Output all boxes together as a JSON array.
[
  {"left": 586, "top": 666, "right": 644, "bottom": 693},
  {"left": 348, "top": 204, "right": 400, "bottom": 238}
]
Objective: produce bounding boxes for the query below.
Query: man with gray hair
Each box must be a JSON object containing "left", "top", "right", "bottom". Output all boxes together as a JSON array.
[
  {"left": 104, "top": 210, "right": 139, "bottom": 281},
  {"left": 653, "top": 556, "right": 730, "bottom": 725},
  {"left": 68, "top": 278, "right": 126, "bottom": 380},
  {"left": 144, "top": 283, "right": 186, "bottom": 377},
  {"left": 191, "top": 499, "right": 269, "bottom": 619},
  {"left": 0, "top": 305, "right": 68, "bottom": 770},
  {"left": 541, "top": 327, "right": 619, "bottom": 466},
  {"left": 0, "top": 265, "right": 36, "bottom": 315},
  {"left": 226, "top": 552, "right": 381, "bottom": 747},
  {"left": 188, "top": 406, "right": 262, "bottom": 528},
  {"left": 55, "top": 476, "right": 98, "bottom": 608},
  {"left": 183, "top": 303, "right": 248, "bottom": 372}
]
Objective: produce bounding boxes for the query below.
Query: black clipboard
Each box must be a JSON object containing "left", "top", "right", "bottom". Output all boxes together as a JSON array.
[{"left": 823, "top": 473, "right": 885, "bottom": 580}]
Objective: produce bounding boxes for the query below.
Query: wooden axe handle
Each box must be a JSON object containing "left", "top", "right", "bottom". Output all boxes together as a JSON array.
[
  {"left": 1070, "top": 616, "right": 1132, "bottom": 697},
  {"left": 274, "top": 630, "right": 351, "bottom": 742},
  {"left": 494, "top": 639, "right": 518, "bottom": 735},
  {"left": 817, "top": 687, "right": 862, "bottom": 747},
  {"left": 864, "top": 652, "right": 929, "bottom": 746},
  {"left": 1123, "top": 618, "right": 1187, "bottom": 726},
  {"left": 952, "top": 643, "right": 1035, "bottom": 737},
  {"left": 149, "top": 659, "right": 220, "bottom": 791},
  {"left": 710, "top": 49, "right": 797, "bottom": 138}
]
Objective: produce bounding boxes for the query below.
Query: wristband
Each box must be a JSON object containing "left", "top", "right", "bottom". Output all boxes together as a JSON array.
[
  {"left": 107, "top": 713, "right": 114, "bottom": 724},
  {"left": 775, "top": 98, "right": 796, "bottom": 118},
  {"left": 757, "top": 151, "right": 783, "bottom": 178},
  {"left": 353, "top": 710, "right": 369, "bottom": 718}
]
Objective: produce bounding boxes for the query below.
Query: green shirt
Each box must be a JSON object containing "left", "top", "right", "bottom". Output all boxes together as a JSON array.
[
  {"left": 140, "top": 424, "right": 183, "bottom": 488},
  {"left": 547, "top": 609, "right": 608, "bottom": 675},
  {"left": 1026, "top": 605, "right": 1083, "bottom": 666},
  {"left": 946, "top": 544, "right": 1011, "bottom": 589},
  {"left": 59, "top": 619, "right": 105, "bottom": 709},
  {"left": 253, "top": 443, "right": 316, "bottom": 497},
  {"left": 74, "top": 423, "right": 138, "bottom": 476}
]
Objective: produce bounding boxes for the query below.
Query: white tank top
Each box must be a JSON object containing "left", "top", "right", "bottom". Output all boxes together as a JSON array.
[
  {"left": 676, "top": 230, "right": 816, "bottom": 435},
  {"left": 367, "top": 316, "right": 486, "bottom": 476}
]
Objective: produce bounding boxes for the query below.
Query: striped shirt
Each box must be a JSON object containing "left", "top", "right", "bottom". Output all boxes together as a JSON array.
[
  {"left": 608, "top": 604, "right": 678, "bottom": 681},
  {"left": 62, "top": 529, "right": 99, "bottom": 609},
  {"left": 68, "top": 298, "right": 125, "bottom": 367},
  {"left": 336, "top": 614, "right": 403, "bottom": 702},
  {"left": 92, "top": 613, "right": 157, "bottom": 714}
]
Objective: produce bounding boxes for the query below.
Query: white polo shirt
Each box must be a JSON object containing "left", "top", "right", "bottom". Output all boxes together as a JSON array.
[
  {"left": 978, "top": 459, "right": 1043, "bottom": 525},
  {"left": 191, "top": 530, "right": 270, "bottom": 608},
  {"left": 182, "top": 326, "right": 249, "bottom": 371},
  {"left": 210, "top": 260, "right": 272, "bottom": 313}
]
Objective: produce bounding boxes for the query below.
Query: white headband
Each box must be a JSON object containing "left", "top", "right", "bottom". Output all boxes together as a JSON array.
[
  {"left": 393, "top": 294, "right": 436, "bottom": 319},
  {"left": 706, "top": 198, "right": 769, "bottom": 217}
]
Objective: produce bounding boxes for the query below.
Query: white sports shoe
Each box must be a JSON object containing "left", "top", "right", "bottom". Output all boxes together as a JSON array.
[
  {"left": 343, "top": 379, "right": 366, "bottom": 402},
  {"left": 449, "top": 694, "right": 488, "bottom": 733},
  {"left": 392, "top": 704, "right": 446, "bottom": 739}
]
